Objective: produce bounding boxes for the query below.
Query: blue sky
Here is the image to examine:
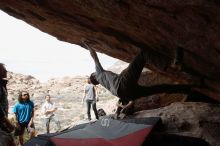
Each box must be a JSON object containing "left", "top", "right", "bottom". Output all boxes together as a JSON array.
[{"left": 0, "top": 11, "right": 117, "bottom": 82}]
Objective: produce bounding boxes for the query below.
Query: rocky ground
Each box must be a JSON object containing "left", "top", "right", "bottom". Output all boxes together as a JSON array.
[
  {"left": 7, "top": 72, "right": 118, "bottom": 134},
  {"left": 133, "top": 102, "right": 220, "bottom": 146},
  {"left": 6, "top": 61, "right": 220, "bottom": 146}
]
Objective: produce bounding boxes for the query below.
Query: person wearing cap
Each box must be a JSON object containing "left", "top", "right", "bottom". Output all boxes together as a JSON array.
[{"left": 0, "top": 63, "right": 16, "bottom": 146}]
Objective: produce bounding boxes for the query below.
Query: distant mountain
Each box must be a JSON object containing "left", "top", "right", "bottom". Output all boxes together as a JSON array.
[
  {"left": 107, "top": 60, "right": 128, "bottom": 74},
  {"left": 7, "top": 71, "right": 117, "bottom": 134},
  {"left": 6, "top": 70, "right": 220, "bottom": 146},
  {"left": 4, "top": 61, "right": 189, "bottom": 135},
  {"left": 108, "top": 60, "right": 151, "bottom": 74}
]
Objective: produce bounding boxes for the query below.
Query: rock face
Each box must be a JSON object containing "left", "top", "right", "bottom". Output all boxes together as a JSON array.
[
  {"left": 110, "top": 61, "right": 189, "bottom": 111},
  {"left": 0, "top": 1, "right": 219, "bottom": 100},
  {"left": 133, "top": 102, "right": 220, "bottom": 146},
  {"left": 6, "top": 71, "right": 220, "bottom": 146}
]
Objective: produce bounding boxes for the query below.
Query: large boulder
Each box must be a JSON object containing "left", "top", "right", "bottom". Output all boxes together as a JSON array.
[
  {"left": 0, "top": 1, "right": 219, "bottom": 101},
  {"left": 133, "top": 102, "right": 220, "bottom": 146}
]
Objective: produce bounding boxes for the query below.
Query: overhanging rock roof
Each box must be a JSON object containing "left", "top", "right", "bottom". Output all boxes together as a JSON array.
[{"left": 0, "top": 1, "right": 219, "bottom": 101}]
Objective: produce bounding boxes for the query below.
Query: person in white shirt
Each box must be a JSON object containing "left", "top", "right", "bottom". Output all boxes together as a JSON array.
[
  {"left": 41, "top": 95, "right": 61, "bottom": 133},
  {"left": 82, "top": 77, "right": 99, "bottom": 121}
]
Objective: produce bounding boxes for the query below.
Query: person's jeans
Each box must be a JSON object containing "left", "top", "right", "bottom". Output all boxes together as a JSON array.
[
  {"left": 117, "top": 50, "right": 192, "bottom": 99},
  {"left": 45, "top": 114, "right": 61, "bottom": 133},
  {"left": 119, "top": 50, "right": 146, "bottom": 88},
  {"left": 86, "top": 100, "right": 99, "bottom": 120}
]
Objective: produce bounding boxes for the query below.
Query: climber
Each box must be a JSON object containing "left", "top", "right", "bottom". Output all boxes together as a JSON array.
[{"left": 83, "top": 42, "right": 193, "bottom": 102}]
